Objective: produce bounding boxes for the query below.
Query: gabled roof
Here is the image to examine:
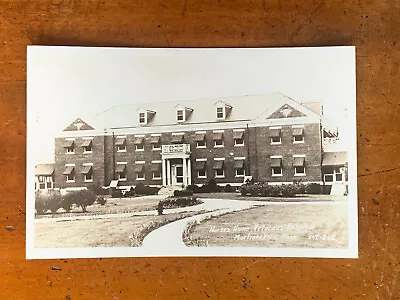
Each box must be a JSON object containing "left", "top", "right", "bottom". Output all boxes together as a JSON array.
[
  {"left": 35, "top": 164, "right": 54, "bottom": 176},
  {"left": 94, "top": 93, "right": 321, "bottom": 129},
  {"left": 63, "top": 118, "right": 95, "bottom": 131}
]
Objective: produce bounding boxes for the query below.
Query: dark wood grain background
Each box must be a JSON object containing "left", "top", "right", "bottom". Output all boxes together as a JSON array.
[{"left": 0, "top": 0, "right": 399, "bottom": 299}]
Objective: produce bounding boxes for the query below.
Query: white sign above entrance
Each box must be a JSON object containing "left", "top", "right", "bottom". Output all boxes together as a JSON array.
[{"left": 162, "top": 144, "right": 191, "bottom": 155}]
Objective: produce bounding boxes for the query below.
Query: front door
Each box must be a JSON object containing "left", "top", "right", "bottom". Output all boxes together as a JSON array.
[{"left": 172, "top": 165, "right": 184, "bottom": 185}]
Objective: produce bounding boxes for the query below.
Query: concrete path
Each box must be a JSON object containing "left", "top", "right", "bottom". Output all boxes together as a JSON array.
[{"left": 141, "top": 199, "right": 268, "bottom": 248}]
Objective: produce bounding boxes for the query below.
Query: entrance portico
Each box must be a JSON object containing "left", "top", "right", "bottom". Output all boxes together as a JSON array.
[{"left": 161, "top": 144, "right": 192, "bottom": 186}]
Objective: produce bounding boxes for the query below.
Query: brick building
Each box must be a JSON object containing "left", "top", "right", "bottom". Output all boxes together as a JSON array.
[{"left": 52, "top": 93, "right": 347, "bottom": 190}]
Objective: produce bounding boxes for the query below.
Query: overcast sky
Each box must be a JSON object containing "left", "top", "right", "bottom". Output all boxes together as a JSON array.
[{"left": 27, "top": 46, "right": 356, "bottom": 163}]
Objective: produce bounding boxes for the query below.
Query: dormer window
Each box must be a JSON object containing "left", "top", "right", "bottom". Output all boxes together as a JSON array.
[
  {"left": 139, "top": 112, "right": 146, "bottom": 124},
  {"left": 216, "top": 107, "right": 224, "bottom": 119},
  {"left": 177, "top": 109, "right": 184, "bottom": 122},
  {"left": 175, "top": 105, "right": 193, "bottom": 123},
  {"left": 214, "top": 101, "right": 232, "bottom": 120},
  {"left": 137, "top": 109, "right": 156, "bottom": 125}
]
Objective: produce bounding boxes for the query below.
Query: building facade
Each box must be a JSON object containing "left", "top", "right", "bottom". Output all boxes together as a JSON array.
[{"left": 52, "top": 93, "right": 347, "bottom": 190}]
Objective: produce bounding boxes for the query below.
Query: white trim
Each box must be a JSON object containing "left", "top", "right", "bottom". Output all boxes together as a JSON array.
[
  {"left": 172, "top": 132, "right": 185, "bottom": 135},
  {"left": 234, "top": 139, "right": 245, "bottom": 146},
  {"left": 135, "top": 134, "right": 145, "bottom": 137},
  {"left": 195, "top": 131, "right": 206, "bottom": 134},
  {"left": 65, "top": 137, "right": 76, "bottom": 141},
  {"left": 293, "top": 154, "right": 306, "bottom": 157},
  {"left": 135, "top": 145, "right": 144, "bottom": 151},
  {"left": 151, "top": 160, "right": 162, "bottom": 163},
  {"left": 270, "top": 137, "right": 282, "bottom": 145},
  {"left": 214, "top": 157, "right": 225, "bottom": 161},
  {"left": 152, "top": 171, "right": 162, "bottom": 180},
  {"left": 235, "top": 168, "right": 246, "bottom": 177},
  {"left": 271, "top": 173, "right": 283, "bottom": 177},
  {"left": 116, "top": 162, "right": 127, "bottom": 165},
  {"left": 65, "top": 163, "right": 76, "bottom": 166},
  {"left": 233, "top": 128, "right": 245, "bottom": 132},
  {"left": 214, "top": 140, "right": 224, "bottom": 147},
  {"left": 151, "top": 133, "right": 161, "bottom": 136},
  {"left": 116, "top": 135, "right": 127, "bottom": 138},
  {"left": 234, "top": 157, "right": 246, "bottom": 160},
  {"left": 196, "top": 140, "right": 206, "bottom": 148},
  {"left": 214, "top": 169, "right": 225, "bottom": 178},
  {"left": 117, "top": 148, "right": 126, "bottom": 152},
  {"left": 138, "top": 111, "right": 147, "bottom": 125},
  {"left": 213, "top": 129, "right": 225, "bottom": 133},
  {"left": 197, "top": 170, "right": 207, "bottom": 178},
  {"left": 135, "top": 161, "right": 145, "bottom": 164},
  {"left": 270, "top": 155, "right": 283, "bottom": 158},
  {"left": 269, "top": 126, "right": 282, "bottom": 129},
  {"left": 196, "top": 158, "right": 207, "bottom": 161},
  {"left": 82, "top": 163, "right": 94, "bottom": 166},
  {"left": 291, "top": 124, "right": 305, "bottom": 128}
]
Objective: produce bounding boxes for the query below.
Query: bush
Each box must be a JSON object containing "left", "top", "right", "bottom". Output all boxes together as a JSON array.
[
  {"left": 305, "top": 183, "right": 322, "bottom": 194},
  {"left": 240, "top": 184, "right": 248, "bottom": 196},
  {"left": 63, "top": 189, "right": 96, "bottom": 212},
  {"left": 159, "top": 196, "right": 202, "bottom": 209},
  {"left": 35, "top": 190, "right": 62, "bottom": 214},
  {"left": 239, "top": 183, "right": 296, "bottom": 198},
  {"left": 111, "top": 189, "right": 123, "bottom": 198},
  {"left": 224, "top": 184, "right": 234, "bottom": 193},
  {"left": 135, "top": 183, "right": 160, "bottom": 195},
  {"left": 186, "top": 184, "right": 202, "bottom": 193},
  {"left": 87, "top": 184, "right": 109, "bottom": 196},
  {"left": 174, "top": 189, "right": 194, "bottom": 197},
  {"left": 96, "top": 196, "right": 107, "bottom": 205}
]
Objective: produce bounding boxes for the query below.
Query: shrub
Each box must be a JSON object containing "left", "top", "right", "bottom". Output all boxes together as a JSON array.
[
  {"left": 159, "top": 196, "right": 202, "bottom": 209},
  {"left": 224, "top": 184, "right": 234, "bottom": 193},
  {"left": 186, "top": 184, "right": 201, "bottom": 193},
  {"left": 111, "top": 189, "right": 123, "bottom": 198},
  {"left": 135, "top": 183, "right": 160, "bottom": 195},
  {"left": 124, "top": 187, "right": 135, "bottom": 197},
  {"left": 87, "top": 184, "right": 109, "bottom": 196},
  {"left": 35, "top": 190, "right": 62, "bottom": 214},
  {"left": 240, "top": 184, "right": 248, "bottom": 196},
  {"left": 63, "top": 189, "right": 97, "bottom": 212},
  {"left": 239, "top": 183, "right": 296, "bottom": 198},
  {"left": 305, "top": 183, "right": 322, "bottom": 194},
  {"left": 174, "top": 189, "right": 194, "bottom": 197},
  {"left": 157, "top": 202, "right": 164, "bottom": 215},
  {"left": 96, "top": 196, "right": 107, "bottom": 206}
]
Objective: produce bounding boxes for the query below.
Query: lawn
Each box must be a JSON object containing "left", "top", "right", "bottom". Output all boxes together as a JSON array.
[
  {"left": 184, "top": 202, "right": 348, "bottom": 248},
  {"left": 35, "top": 196, "right": 166, "bottom": 219},
  {"left": 35, "top": 211, "right": 201, "bottom": 248},
  {"left": 194, "top": 192, "right": 347, "bottom": 202}
]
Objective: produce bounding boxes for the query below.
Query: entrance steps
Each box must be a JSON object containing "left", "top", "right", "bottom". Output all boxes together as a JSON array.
[{"left": 158, "top": 185, "right": 184, "bottom": 196}]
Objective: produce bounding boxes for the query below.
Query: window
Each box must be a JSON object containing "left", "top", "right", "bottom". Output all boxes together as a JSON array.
[
  {"left": 46, "top": 181, "right": 52, "bottom": 189},
  {"left": 195, "top": 133, "right": 206, "bottom": 148},
  {"left": 177, "top": 109, "right": 184, "bottom": 122},
  {"left": 213, "top": 159, "right": 224, "bottom": 178},
  {"left": 236, "top": 168, "right": 245, "bottom": 177},
  {"left": 139, "top": 112, "right": 146, "bottom": 124},
  {"left": 84, "top": 172, "right": 93, "bottom": 182},
  {"left": 152, "top": 171, "right": 161, "bottom": 180},
  {"left": 82, "top": 139, "right": 92, "bottom": 153},
  {"left": 215, "top": 169, "right": 225, "bottom": 178},
  {"left": 233, "top": 131, "right": 245, "bottom": 146},
  {"left": 82, "top": 165, "right": 93, "bottom": 182},
  {"left": 216, "top": 107, "right": 224, "bottom": 119},
  {"left": 134, "top": 136, "right": 144, "bottom": 151},
  {"left": 136, "top": 172, "right": 145, "bottom": 180},
  {"left": 196, "top": 140, "right": 206, "bottom": 148},
  {"left": 64, "top": 139, "right": 75, "bottom": 154},
  {"left": 39, "top": 176, "right": 46, "bottom": 189},
  {"left": 197, "top": 169, "right": 206, "bottom": 178},
  {"left": 272, "top": 167, "right": 282, "bottom": 176},
  {"left": 116, "top": 163, "right": 127, "bottom": 180},
  {"left": 294, "top": 166, "right": 305, "bottom": 176},
  {"left": 116, "top": 137, "right": 126, "bottom": 152},
  {"left": 270, "top": 128, "right": 281, "bottom": 145},
  {"left": 293, "top": 156, "right": 305, "bottom": 176},
  {"left": 150, "top": 136, "right": 161, "bottom": 150},
  {"left": 271, "top": 157, "right": 282, "bottom": 176},
  {"left": 324, "top": 174, "right": 334, "bottom": 182},
  {"left": 213, "top": 132, "right": 224, "bottom": 147},
  {"left": 336, "top": 173, "right": 343, "bottom": 181},
  {"left": 293, "top": 127, "right": 304, "bottom": 143},
  {"left": 63, "top": 166, "right": 75, "bottom": 182}
]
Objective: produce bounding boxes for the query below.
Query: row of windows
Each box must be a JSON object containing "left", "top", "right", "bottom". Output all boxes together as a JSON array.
[
  {"left": 63, "top": 139, "right": 93, "bottom": 154},
  {"left": 138, "top": 103, "right": 231, "bottom": 125},
  {"left": 63, "top": 164, "right": 93, "bottom": 183}
]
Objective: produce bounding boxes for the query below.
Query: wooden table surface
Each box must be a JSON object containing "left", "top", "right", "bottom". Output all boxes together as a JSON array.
[{"left": 0, "top": 1, "right": 399, "bottom": 299}]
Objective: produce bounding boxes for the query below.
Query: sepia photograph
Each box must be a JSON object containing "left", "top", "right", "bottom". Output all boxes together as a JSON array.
[{"left": 26, "top": 46, "right": 357, "bottom": 259}]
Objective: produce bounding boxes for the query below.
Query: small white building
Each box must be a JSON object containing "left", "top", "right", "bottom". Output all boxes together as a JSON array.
[{"left": 35, "top": 164, "right": 55, "bottom": 191}]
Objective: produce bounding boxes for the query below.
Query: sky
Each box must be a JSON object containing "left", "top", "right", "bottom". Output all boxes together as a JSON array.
[{"left": 27, "top": 46, "right": 356, "bottom": 163}]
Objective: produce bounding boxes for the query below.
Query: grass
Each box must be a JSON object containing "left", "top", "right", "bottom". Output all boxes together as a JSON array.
[
  {"left": 194, "top": 192, "right": 347, "bottom": 202},
  {"left": 35, "top": 211, "right": 202, "bottom": 248},
  {"left": 184, "top": 202, "right": 348, "bottom": 248}
]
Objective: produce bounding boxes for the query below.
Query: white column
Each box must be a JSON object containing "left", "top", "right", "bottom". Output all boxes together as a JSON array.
[
  {"left": 187, "top": 158, "right": 192, "bottom": 185},
  {"left": 166, "top": 159, "right": 171, "bottom": 185},
  {"left": 182, "top": 158, "right": 187, "bottom": 186},
  {"left": 162, "top": 158, "right": 166, "bottom": 186}
]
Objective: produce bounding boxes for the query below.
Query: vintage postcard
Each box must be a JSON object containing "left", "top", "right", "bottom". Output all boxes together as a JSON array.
[{"left": 26, "top": 46, "right": 357, "bottom": 259}]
